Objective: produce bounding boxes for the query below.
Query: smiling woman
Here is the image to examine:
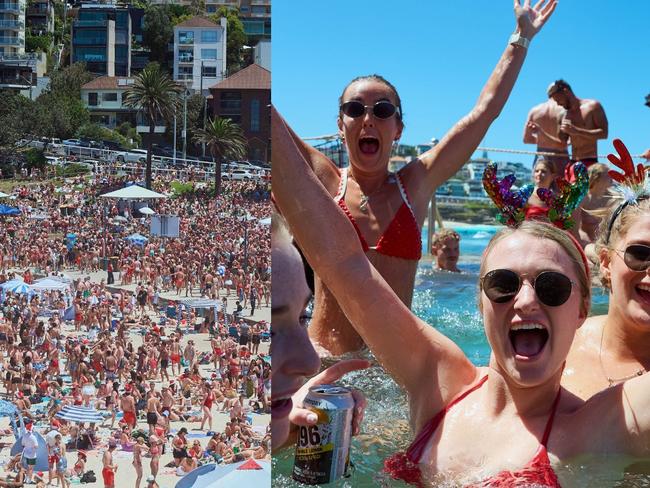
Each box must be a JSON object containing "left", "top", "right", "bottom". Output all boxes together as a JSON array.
[{"left": 276, "top": 0, "right": 558, "bottom": 355}]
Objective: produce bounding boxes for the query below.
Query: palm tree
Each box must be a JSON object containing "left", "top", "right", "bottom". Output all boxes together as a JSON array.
[
  {"left": 193, "top": 117, "right": 247, "bottom": 197},
  {"left": 123, "top": 63, "right": 180, "bottom": 189}
]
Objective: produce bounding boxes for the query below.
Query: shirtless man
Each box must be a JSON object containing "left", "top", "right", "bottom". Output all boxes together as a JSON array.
[
  {"left": 102, "top": 440, "right": 118, "bottom": 488},
  {"left": 523, "top": 98, "right": 569, "bottom": 175},
  {"left": 120, "top": 390, "right": 137, "bottom": 430},
  {"left": 547, "top": 79, "right": 608, "bottom": 180},
  {"left": 145, "top": 390, "right": 161, "bottom": 435}
]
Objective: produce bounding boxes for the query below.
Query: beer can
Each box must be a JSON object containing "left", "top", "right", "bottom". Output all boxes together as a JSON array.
[{"left": 292, "top": 384, "right": 354, "bottom": 485}]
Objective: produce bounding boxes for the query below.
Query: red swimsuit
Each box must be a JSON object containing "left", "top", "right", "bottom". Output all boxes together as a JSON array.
[
  {"left": 384, "top": 375, "right": 562, "bottom": 487},
  {"left": 335, "top": 168, "right": 422, "bottom": 260}
]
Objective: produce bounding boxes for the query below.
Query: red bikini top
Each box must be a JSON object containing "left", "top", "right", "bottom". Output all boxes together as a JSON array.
[
  {"left": 335, "top": 167, "right": 422, "bottom": 261},
  {"left": 384, "top": 375, "right": 562, "bottom": 487}
]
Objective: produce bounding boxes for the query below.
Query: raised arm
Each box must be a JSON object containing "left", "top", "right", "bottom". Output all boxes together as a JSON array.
[
  {"left": 411, "top": 0, "right": 557, "bottom": 205},
  {"left": 272, "top": 108, "right": 476, "bottom": 426}
]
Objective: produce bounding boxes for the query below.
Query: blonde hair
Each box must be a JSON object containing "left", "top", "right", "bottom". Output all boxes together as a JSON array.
[
  {"left": 587, "top": 163, "right": 609, "bottom": 191},
  {"left": 595, "top": 197, "right": 650, "bottom": 289},
  {"left": 478, "top": 221, "right": 590, "bottom": 316},
  {"left": 432, "top": 229, "right": 460, "bottom": 248}
]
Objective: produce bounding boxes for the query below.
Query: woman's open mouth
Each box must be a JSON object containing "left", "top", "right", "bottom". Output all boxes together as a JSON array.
[
  {"left": 359, "top": 137, "right": 380, "bottom": 155},
  {"left": 271, "top": 398, "right": 293, "bottom": 419},
  {"left": 509, "top": 323, "right": 549, "bottom": 360}
]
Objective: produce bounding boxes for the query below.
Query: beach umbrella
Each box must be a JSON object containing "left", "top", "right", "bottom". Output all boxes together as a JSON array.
[
  {"left": 2, "top": 281, "right": 34, "bottom": 296},
  {"left": 0, "top": 399, "right": 17, "bottom": 417},
  {"left": 258, "top": 217, "right": 271, "bottom": 226},
  {"left": 100, "top": 185, "right": 167, "bottom": 200},
  {"left": 0, "top": 204, "right": 20, "bottom": 216},
  {"left": 139, "top": 206, "right": 155, "bottom": 215},
  {"left": 10, "top": 431, "right": 49, "bottom": 471},
  {"left": 176, "top": 459, "right": 271, "bottom": 488},
  {"left": 55, "top": 405, "right": 103, "bottom": 423},
  {"left": 113, "top": 215, "right": 128, "bottom": 222},
  {"left": 125, "top": 233, "right": 149, "bottom": 247}
]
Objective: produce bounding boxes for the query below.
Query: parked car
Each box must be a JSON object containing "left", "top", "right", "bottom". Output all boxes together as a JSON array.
[
  {"left": 116, "top": 149, "right": 149, "bottom": 163},
  {"left": 222, "top": 169, "right": 258, "bottom": 182},
  {"left": 45, "top": 155, "right": 64, "bottom": 166},
  {"left": 63, "top": 139, "right": 82, "bottom": 146}
]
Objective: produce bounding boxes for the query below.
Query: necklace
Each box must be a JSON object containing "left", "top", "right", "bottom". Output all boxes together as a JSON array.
[
  {"left": 598, "top": 324, "right": 646, "bottom": 387},
  {"left": 351, "top": 172, "right": 393, "bottom": 214}
]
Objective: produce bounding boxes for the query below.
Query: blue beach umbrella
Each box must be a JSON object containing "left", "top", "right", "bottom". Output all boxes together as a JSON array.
[
  {"left": 125, "top": 233, "right": 149, "bottom": 247},
  {"left": 2, "top": 281, "right": 34, "bottom": 296},
  {"left": 0, "top": 204, "right": 20, "bottom": 216},
  {"left": 176, "top": 460, "right": 271, "bottom": 488},
  {"left": 55, "top": 405, "right": 103, "bottom": 423}
]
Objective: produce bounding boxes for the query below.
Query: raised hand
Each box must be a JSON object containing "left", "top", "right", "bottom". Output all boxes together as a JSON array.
[
  {"left": 607, "top": 138, "right": 646, "bottom": 185},
  {"left": 514, "top": 0, "right": 558, "bottom": 39}
]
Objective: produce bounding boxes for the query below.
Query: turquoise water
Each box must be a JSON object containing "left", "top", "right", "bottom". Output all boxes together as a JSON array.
[{"left": 273, "top": 224, "right": 611, "bottom": 487}]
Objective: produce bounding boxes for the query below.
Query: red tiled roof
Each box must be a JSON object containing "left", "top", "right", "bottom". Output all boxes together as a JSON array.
[
  {"left": 81, "top": 76, "right": 134, "bottom": 90},
  {"left": 209, "top": 64, "right": 270, "bottom": 91},
  {"left": 175, "top": 16, "right": 219, "bottom": 28}
]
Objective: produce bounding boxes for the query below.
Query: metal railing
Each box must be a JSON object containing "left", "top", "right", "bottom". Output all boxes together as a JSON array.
[
  {"left": 0, "top": 3, "right": 25, "bottom": 13},
  {"left": 0, "top": 20, "right": 23, "bottom": 28},
  {"left": 0, "top": 37, "right": 24, "bottom": 46}
]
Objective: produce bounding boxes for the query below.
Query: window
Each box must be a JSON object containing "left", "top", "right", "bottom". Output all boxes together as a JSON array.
[
  {"left": 220, "top": 92, "right": 241, "bottom": 114},
  {"left": 201, "top": 30, "right": 218, "bottom": 43},
  {"left": 178, "top": 48, "right": 193, "bottom": 63},
  {"left": 88, "top": 92, "right": 98, "bottom": 106},
  {"left": 250, "top": 99, "right": 260, "bottom": 132},
  {"left": 178, "top": 66, "right": 193, "bottom": 82},
  {"left": 201, "top": 49, "right": 217, "bottom": 60},
  {"left": 202, "top": 66, "right": 217, "bottom": 78},
  {"left": 178, "top": 31, "right": 194, "bottom": 44},
  {"left": 102, "top": 92, "right": 118, "bottom": 102}
]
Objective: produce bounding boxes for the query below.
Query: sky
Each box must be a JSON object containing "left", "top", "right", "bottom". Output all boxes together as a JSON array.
[{"left": 272, "top": 0, "right": 650, "bottom": 166}]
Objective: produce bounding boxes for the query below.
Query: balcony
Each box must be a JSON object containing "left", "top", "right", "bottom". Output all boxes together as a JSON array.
[
  {"left": 0, "top": 37, "right": 24, "bottom": 46},
  {"left": 0, "top": 2, "right": 25, "bottom": 14},
  {"left": 251, "top": 0, "right": 270, "bottom": 4},
  {"left": 0, "top": 19, "right": 24, "bottom": 29},
  {"left": 176, "top": 74, "right": 193, "bottom": 82},
  {"left": 73, "top": 19, "right": 108, "bottom": 28},
  {"left": 178, "top": 55, "right": 193, "bottom": 64},
  {"left": 26, "top": 6, "right": 47, "bottom": 15}
]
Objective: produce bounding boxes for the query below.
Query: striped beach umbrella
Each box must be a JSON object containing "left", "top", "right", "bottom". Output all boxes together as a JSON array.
[
  {"left": 55, "top": 405, "right": 103, "bottom": 423},
  {"left": 2, "top": 281, "right": 34, "bottom": 296}
]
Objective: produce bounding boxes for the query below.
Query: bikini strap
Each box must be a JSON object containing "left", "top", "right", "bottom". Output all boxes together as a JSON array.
[
  {"left": 395, "top": 171, "right": 415, "bottom": 216},
  {"left": 334, "top": 167, "right": 348, "bottom": 202},
  {"left": 540, "top": 388, "right": 562, "bottom": 447}
]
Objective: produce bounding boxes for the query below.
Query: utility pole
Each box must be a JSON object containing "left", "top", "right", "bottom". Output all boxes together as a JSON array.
[
  {"left": 200, "top": 60, "right": 206, "bottom": 158},
  {"left": 182, "top": 89, "right": 187, "bottom": 161}
]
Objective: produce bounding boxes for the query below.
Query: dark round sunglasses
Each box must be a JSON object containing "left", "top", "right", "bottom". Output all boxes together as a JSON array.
[
  {"left": 339, "top": 100, "right": 400, "bottom": 120},
  {"left": 481, "top": 269, "right": 574, "bottom": 307},
  {"left": 616, "top": 244, "right": 650, "bottom": 272}
]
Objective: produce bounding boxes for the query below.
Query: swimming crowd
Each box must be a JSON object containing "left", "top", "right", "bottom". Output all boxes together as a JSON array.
[
  {"left": 272, "top": 1, "right": 650, "bottom": 486},
  {"left": 0, "top": 171, "right": 271, "bottom": 487}
]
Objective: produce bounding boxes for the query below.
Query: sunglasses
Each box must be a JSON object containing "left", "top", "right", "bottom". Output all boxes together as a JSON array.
[
  {"left": 339, "top": 100, "right": 400, "bottom": 120},
  {"left": 615, "top": 244, "right": 650, "bottom": 272},
  {"left": 481, "top": 269, "right": 574, "bottom": 307}
]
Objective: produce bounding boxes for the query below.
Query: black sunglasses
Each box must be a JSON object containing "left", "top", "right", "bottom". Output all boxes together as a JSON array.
[
  {"left": 615, "top": 244, "right": 650, "bottom": 272},
  {"left": 340, "top": 100, "right": 400, "bottom": 120},
  {"left": 481, "top": 269, "right": 574, "bottom": 307}
]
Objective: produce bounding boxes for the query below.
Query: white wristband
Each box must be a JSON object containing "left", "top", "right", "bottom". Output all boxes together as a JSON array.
[{"left": 509, "top": 32, "right": 530, "bottom": 49}]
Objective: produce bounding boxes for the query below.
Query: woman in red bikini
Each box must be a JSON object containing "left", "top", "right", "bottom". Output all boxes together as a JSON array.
[
  {"left": 276, "top": 87, "right": 650, "bottom": 485},
  {"left": 276, "top": 1, "right": 557, "bottom": 355},
  {"left": 525, "top": 157, "right": 556, "bottom": 221},
  {"left": 199, "top": 382, "right": 215, "bottom": 432}
]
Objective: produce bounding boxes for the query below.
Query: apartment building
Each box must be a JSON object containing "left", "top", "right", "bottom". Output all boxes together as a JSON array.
[
  {"left": 208, "top": 63, "right": 270, "bottom": 163},
  {"left": 71, "top": 3, "right": 131, "bottom": 76},
  {"left": 0, "top": 0, "right": 25, "bottom": 56},
  {"left": 26, "top": 0, "right": 53, "bottom": 35},
  {"left": 80, "top": 75, "right": 167, "bottom": 136},
  {"left": 173, "top": 16, "right": 226, "bottom": 94}
]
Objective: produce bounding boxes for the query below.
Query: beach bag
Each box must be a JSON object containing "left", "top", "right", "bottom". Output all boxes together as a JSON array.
[{"left": 80, "top": 470, "right": 96, "bottom": 483}]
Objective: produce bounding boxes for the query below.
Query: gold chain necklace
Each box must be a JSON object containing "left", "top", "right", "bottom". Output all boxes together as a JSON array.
[
  {"left": 351, "top": 172, "right": 393, "bottom": 214},
  {"left": 598, "top": 324, "right": 646, "bottom": 387}
]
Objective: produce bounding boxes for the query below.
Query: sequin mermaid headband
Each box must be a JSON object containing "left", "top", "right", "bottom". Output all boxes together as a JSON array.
[
  {"left": 604, "top": 139, "right": 650, "bottom": 244},
  {"left": 482, "top": 161, "right": 588, "bottom": 230}
]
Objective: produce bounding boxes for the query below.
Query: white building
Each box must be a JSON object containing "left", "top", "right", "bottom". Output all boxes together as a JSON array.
[
  {"left": 253, "top": 39, "right": 270, "bottom": 71},
  {"left": 173, "top": 16, "right": 227, "bottom": 94}
]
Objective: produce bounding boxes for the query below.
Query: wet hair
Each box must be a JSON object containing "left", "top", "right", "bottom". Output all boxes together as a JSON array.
[
  {"left": 338, "top": 74, "right": 404, "bottom": 124},
  {"left": 595, "top": 198, "right": 650, "bottom": 289},
  {"left": 432, "top": 229, "right": 460, "bottom": 248},
  {"left": 478, "top": 221, "right": 590, "bottom": 316},
  {"left": 587, "top": 163, "right": 609, "bottom": 191},
  {"left": 547, "top": 79, "right": 572, "bottom": 97}
]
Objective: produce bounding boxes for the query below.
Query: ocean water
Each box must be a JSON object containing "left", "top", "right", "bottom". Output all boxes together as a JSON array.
[{"left": 273, "top": 224, "right": 613, "bottom": 487}]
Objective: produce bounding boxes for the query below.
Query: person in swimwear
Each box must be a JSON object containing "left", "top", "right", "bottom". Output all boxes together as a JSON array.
[
  {"left": 132, "top": 435, "right": 149, "bottom": 488},
  {"left": 523, "top": 94, "right": 570, "bottom": 174},
  {"left": 578, "top": 163, "right": 613, "bottom": 246},
  {"left": 275, "top": 100, "right": 650, "bottom": 486},
  {"left": 430, "top": 229, "right": 461, "bottom": 273},
  {"left": 525, "top": 157, "right": 556, "bottom": 220},
  {"left": 102, "top": 439, "right": 117, "bottom": 488},
  {"left": 546, "top": 79, "right": 608, "bottom": 181},
  {"left": 277, "top": 0, "right": 557, "bottom": 355}
]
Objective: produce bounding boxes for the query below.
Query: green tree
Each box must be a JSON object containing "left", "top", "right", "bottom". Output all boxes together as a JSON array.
[
  {"left": 189, "top": 0, "right": 205, "bottom": 16},
  {"left": 123, "top": 63, "right": 181, "bottom": 189},
  {"left": 193, "top": 117, "right": 247, "bottom": 197},
  {"left": 210, "top": 8, "right": 247, "bottom": 74},
  {"left": 35, "top": 93, "right": 89, "bottom": 139},
  {"left": 25, "top": 32, "right": 53, "bottom": 52},
  {"left": 0, "top": 92, "right": 36, "bottom": 146},
  {"left": 46, "top": 62, "right": 94, "bottom": 99},
  {"left": 142, "top": 6, "right": 174, "bottom": 66}
]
